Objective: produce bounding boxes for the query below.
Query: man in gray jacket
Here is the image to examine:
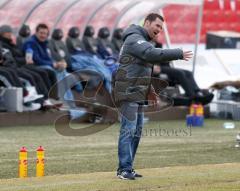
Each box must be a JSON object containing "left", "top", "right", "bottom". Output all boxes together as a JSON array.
[{"left": 114, "top": 13, "right": 192, "bottom": 180}]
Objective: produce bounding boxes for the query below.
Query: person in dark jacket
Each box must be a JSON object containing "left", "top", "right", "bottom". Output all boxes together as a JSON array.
[
  {"left": 114, "top": 13, "right": 193, "bottom": 180},
  {"left": 153, "top": 42, "right": 214, "bottom": 106},
  {"left": 0, "top": 24, "right": 59, "bottom": 104},
  {"left": 0, "top": 47, "right": 26, "bottom": 91},
  {"left": 0, "top": 47, "right": 43, "bottom": 111},
  {"left": 23, "top": 23, "right": 83, "bottom": 108}
]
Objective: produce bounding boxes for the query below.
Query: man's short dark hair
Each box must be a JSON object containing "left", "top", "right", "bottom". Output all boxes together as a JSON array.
[
  {"left": 144, "top": 13, "right": 164, "bottom": 24},
  {"left": 36, "top": 23, "right": 49, "bottom": 32}
]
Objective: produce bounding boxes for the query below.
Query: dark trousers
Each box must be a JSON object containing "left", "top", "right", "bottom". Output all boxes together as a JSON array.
[
  {"left": 23, "top": 65, "right": 59, "bottom": 99},
  {"left": 0, "top": 67, "right": 27, "bottom": 95},
  {"left": 1, "top": 65, "right": 58, "bottom": 99},
  {"left": 2, "top": 67, "right": 48, "bottom": 98},
  {"left": 161, "top": 66, "right": 200, "bottom": 97},
  {"left": 0, "top": 67, "right": 23, "bottom": 87},
  {"left": 23, "top": 65, "right": 52, "bottom": 90},
  {"left": 118, "top": 102, "right": 144, "bottom": 171},
  {"left": 35, "top": 66, "right": 58, "bottom": 99}
]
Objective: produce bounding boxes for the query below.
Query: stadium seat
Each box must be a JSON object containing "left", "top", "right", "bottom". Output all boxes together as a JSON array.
[
  {"left": 163, "top": 8, "right": 179, "bottom": 23},
  {"left": 225, "top": 11, "right": 239, "bottom": 23},
  {"left": 162, "top": 0, "right": 240, "bottom": 43},
  {"left": 205, "top": 22, "right": 217, "bottom": 31},
  {"left": 16, "top": 24, "right": 31, "bottom": 50},
  {"left": 202, "top": 10, "right": 215, "bottom": 23},
  {"left": 111, "top": 28, "right": 123, "bottom": 54},
  {"left": 48, "top": 28, "right": 72, "bottom": 71},
  {"left": 82, "top": 25, "right": 98, "bottom": 55},
  {"left": 224, "top": 0, "right": 232, "bottom": 11},
  {"left": 236, "top": 0, "right": 240, "bottom": 9},
  {"left": 235, "top": 23, "right": 240, "bottom": 32},
  {"left": 218, "top": 22, "right": 231, "bottom": 30},
  {"left": 236, "top": 10, "right": 240, "bottom": 21},
  {"left": 216, "top": 10, "right": 228, "bottom": 22},
  {"left": 96, "top": 27, "right": 115, "bottom": 59},
  {"left": 66, "top": 27, "right": 85, "bottom": 55},
  {"left": 201, "top": 23, "right": 208, "bottom": 35},
  {"left": 204, "top": 0, "right": 220, "bottom": 10}
]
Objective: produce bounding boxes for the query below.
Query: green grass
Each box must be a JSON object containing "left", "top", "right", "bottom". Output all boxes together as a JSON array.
[
  {"left": 0, "top": 164, "right": 240, "bottom": 191},
  {"left": 0, "top": 119, "right": 240, "bottom": 190}
]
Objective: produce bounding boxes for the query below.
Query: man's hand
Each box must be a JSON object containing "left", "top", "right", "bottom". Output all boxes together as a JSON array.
[
  {"left": 26, "top": 59, "right": 34, "bottom": 65},
  {"left": 183, "top": 51, "right": 193, "bottom": 61},
  {"left": 153, "top": 65, "right": 161, "bottom": 74},
  {"left": 58, "top": 60, "right": 67, "bottom": 69},
  {"left": 53, "top": 62, "right": 58, "bottom": 68},
  {"left": 54, "top": 60, "right": 67, "bottom": 71}
]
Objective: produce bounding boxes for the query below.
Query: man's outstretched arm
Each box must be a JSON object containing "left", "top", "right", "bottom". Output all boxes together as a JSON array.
[{"left": 124, "top": 34, "right": 193, "bottom": 63}]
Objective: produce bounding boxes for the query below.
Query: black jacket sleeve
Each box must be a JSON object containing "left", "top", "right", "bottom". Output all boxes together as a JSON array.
[{"left": 124, "top": 34, "right": 183, "bottom": 63}]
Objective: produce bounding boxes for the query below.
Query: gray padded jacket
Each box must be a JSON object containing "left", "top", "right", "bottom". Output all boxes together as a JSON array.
[{"left": 113, "top": 24, "right": 183, "bottom": 104}]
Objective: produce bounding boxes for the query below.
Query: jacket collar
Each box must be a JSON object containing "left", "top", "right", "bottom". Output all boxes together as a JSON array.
[
  {"left": 140, "top": 27, "right": 151, "bottom": 41},
  {"left": 32, "top": 35, "right": 48, "bottom": 45}
]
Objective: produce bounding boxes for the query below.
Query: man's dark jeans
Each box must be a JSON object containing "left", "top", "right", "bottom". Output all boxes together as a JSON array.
[
  {"left": 118, "top": 102, "right": 144, "bottom": 171},
  {"left": 161, "top": 66, "right": 200, "bottom": 97}
]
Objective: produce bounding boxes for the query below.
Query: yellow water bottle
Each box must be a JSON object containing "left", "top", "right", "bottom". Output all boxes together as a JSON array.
[
  {"left": 36, "top": 146, "right": 45, "bottom": 177},
  {"left": 196, "top": 104, "right": 204, "bottom": 116},
  {"left": 190, "top": 104, "right": 198, "bottom": 115},
  {"left": 19, "top": 147, "right": 28, "bottom": 178}
]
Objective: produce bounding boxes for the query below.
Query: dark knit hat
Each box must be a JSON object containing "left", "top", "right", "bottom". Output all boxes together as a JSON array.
[{"left": 0, "top": 25, "right": 12, "bottom": 34}]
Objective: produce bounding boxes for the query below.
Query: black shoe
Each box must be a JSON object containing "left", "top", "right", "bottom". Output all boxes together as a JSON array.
[
  {"left": 116, "top": 168, "right": 120, "bottom": 176},
  {"left": 173, "top": 95, "right": 192, "bottom": 106},
  {"left": 193, "top": 92, "right": 214, "bottom": 105},
  {"left": 132, "top": 169, "right": 143, "bottom": 178},
  {"left": 117, "top": 170, "right": 135, "bottom": 180}
]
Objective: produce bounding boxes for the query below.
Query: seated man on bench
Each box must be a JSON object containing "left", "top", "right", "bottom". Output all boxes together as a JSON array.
[{"left": 154, "top": 42, "right": 214, "bottom": 106}]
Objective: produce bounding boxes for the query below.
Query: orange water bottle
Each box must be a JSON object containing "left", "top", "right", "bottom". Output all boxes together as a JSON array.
[
  {"left": 36, "top": 146, "right": 45, "bottom": 177},
  {"left": 19, "top": 147, "right": 28, "bottom": 178}
]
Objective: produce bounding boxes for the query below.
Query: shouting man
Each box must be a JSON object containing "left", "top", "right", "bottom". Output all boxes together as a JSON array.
[{"left": 114, "top": 13, "right": 193, "bottom": 180}]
